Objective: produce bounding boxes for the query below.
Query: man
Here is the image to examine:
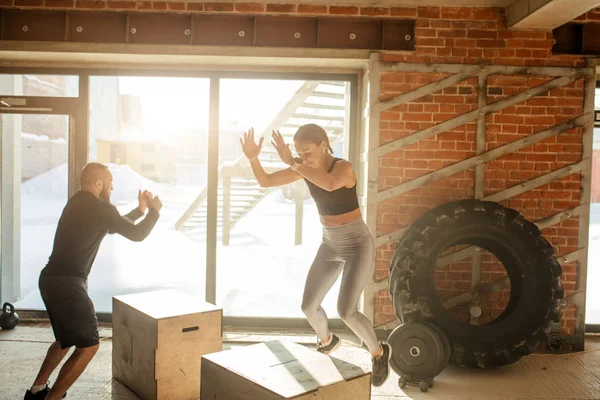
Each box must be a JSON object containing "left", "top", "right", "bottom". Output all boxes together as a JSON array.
[{"left": 24, "top": 162, "right": 162, "bottom": 400}]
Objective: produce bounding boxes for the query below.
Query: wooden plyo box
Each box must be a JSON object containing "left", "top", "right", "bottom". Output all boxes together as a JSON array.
[
  {"left": 201, "top": 340, "right": 371, "bottom": 400},
  {"left": 112, "top": 290, "right": 222, "bottom": 400}
]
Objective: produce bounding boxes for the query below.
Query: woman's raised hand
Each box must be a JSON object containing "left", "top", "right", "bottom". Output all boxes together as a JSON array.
[{"left": 240, "top": 127, "right": 264, "bottom": 161}]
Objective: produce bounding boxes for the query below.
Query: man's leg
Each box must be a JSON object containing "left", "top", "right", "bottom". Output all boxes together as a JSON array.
[
  {"left": 31, "top": 341, "right": 70, "bottom": 388},
  {"left": 45, "top": 344, "right": 99, "bottom": 400}
]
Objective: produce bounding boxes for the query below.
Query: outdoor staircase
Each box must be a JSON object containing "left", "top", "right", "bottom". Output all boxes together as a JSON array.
[{"left": 175, "top": 81, "right": 349, "bottom": 244}]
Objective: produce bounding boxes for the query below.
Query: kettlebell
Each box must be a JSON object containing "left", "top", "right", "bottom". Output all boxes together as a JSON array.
[{"left": 0, "top": 302, "right": 19, "bottom": 330}]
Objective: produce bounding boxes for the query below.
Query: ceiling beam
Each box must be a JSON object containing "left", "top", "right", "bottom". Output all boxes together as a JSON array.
[{"left": 508, "top": 0, "right": 600, "bottom": 30}]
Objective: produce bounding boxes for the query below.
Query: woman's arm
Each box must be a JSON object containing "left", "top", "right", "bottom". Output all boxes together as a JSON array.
[
  {"left": 292, "top": 160, "right": 355, "bottom": 192},
  {"left": 249, "top": 158, "right": 302, "bottom": 187}
]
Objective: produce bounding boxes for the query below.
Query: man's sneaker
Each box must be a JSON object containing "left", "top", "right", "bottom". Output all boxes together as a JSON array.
[
  {"left": 371, "top": 342, "right": 392, "bottom": 387},
  {"left": 24, "top": 384, "right": 67, "bottom": 399},
  {"left": 316, "top": 334, "right": 341, "bottom": 355}
]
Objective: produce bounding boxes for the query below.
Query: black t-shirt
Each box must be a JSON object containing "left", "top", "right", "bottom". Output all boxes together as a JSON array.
[{"left": 41, "top": 191, "right": 160, "bottom": 279}]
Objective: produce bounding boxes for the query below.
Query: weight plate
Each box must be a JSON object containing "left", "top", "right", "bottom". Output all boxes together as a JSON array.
[
  {"left": 387, "top": 322, "right": 445, "bottom": 379},
  {"left": 422, "top": 321, "right": 451, "bottom": 375}
]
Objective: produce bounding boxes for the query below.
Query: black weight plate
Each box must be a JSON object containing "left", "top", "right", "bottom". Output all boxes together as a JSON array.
[
  {"left": 387, "top": 322, "right": 445, "bottom": 379},
  {"left": 422, "top": 321, "right": 451, "bottom": 375}
]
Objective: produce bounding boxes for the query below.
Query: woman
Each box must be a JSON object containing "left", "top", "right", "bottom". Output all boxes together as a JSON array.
[{"left": 240, "top": 123, "right": 391, "bottom": 387}]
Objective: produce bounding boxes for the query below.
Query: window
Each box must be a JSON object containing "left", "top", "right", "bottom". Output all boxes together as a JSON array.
[
  {"left": 87, "top": 76, "right": 210, "bottom": 313},
  {"left": 0, "top": 75, "right": 78, "bottom": 97},
  {"left": 587, "top": 87, "right": 600, "bottom": 325},
  {"left": 141, "top": 143, "right": 155, "bottom": 152},
  {"left": 215, "top": 79, "right": 351, "bottom": 318}
]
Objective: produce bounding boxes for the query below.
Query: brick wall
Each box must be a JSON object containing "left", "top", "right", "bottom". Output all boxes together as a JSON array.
[
  {"left": 374, "top": 7, "right": 586, "bottom": 336},
  {"left": 0, "top": 1, "right": 591, "bottom": 335}
]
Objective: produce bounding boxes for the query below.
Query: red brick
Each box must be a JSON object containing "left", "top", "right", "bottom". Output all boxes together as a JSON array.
[
  {"left": 418, "top": 6, "right": 440, "bottom": 19},
  {"left": 296, "top": 4, "right": 326, "bottom": 13},
  {"left": 404, "top": 113, "right": 432, "bottom": 122},
  {"left": 418, "top": 37, "right": 445, "bottom": 47},
  {"left": 424, "top": 104, "right": 440, "bottom": 113},
  {"left": 329, "top": 5, "right": 358, "bottom": 15},
  {"left": 0, "top": 0, "right": 12, "bottom": 4},
  {"left": 266, "top": 3, "right": 296, "bottom": 13},
  {"left": 483, "top": 48, "right": 498, "bottom": 58},
  {"left": 168, "top": 1, "right": 184, "bottom": 9},
  {"left": 438, "top": 29, "right": 466, "bottom": 38},
  {"left": 45, "top": 0, "right": 74, "bottom": 6},
  {"left": 452, "top": 47, "right": 468, "bottom": 57},
  {"left": 442, "top": 6, "right": 472, "bottom": 20},
  {"left": 203, "top": 2, "right": 233, "bottom": 11},
  {"left": 499, "top": 30, "right": 547, "bottom": 40},
  {"left": 467, "top": 30, "right": 497, "bottom": 39},
  {"left": 435, "top": 95, "right": 465, "bottom": 104},
  {"left": 186, "top": 2, "right": 202, "bottom": 11},
  {"left": 498, "top": 49, "right": 516, "bottom": 58},
  {"left": 515, "top": 49, "right": 533, "bottom": 58},
  {"left": 361, "top": 7, "right": 389, "bottom": 16},
  {"left": 467, "top": 48, "right": 483, "bottom": 58},
  {"left": 235, "top": 3, "right": 264, "bottom": 12},
  {"left": 430, "top": 20, "right": 451, "bottom": 28},
  {"left": 152, "top": 1, "right": 166, "bottom": 9},
  {"left": 472, "top": 7, "right": 499, "bottom": 21},
  {"left": 15, "top": 0, "right": 43, "bottom": 5},
  {"left": 506, "top": 39, "right": 525, "bottom": 48},
  {"left": 76, "top": 0, "right": 104, "bottom": 8},
  {"left": 523, "top": 39, "right": 553, "bottom": 49},
  {"left": 137, "top": 1, "right": 151, "bottom": 9},
  {"left": 416, "top": 28, "right": 437, "bottom": 38},
  {"left": 390, "top": 7, "right": 416, "bottom": 17},
  {"left": 477, "top": 39, "right": 506, "bottom": 48},
  {"left": 107, "top": 0, "right": 134, "bottom": 8},
  {"left": 455, "top": 39, "right": 477, "bottom": 47}
]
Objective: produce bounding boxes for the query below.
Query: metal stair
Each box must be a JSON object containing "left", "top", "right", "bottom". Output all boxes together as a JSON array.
[{"left": 175, "top": 81, "right": 349, "bottom": 244}]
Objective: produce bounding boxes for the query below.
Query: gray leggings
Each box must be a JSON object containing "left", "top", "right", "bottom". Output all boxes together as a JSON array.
[{"left": 301, "top": 218, "right": 379, "bottom": 353}]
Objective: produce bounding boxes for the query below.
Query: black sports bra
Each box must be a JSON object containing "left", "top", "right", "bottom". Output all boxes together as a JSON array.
[{"left": 303, "top": 158, "right": 360, "bottom": 216}]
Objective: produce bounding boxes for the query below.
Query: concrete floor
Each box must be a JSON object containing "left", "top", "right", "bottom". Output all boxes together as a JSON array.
[{"left": 1, "top": 323, "right": 600, "bottom": 400}]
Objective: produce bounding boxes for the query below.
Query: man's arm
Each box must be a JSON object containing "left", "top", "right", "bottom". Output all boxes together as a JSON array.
[
  {"left": 103, "top": 204, "right": 159, "bottom": 242},
  {"left": 122, "top": 207, "right": 144, "bottom": 223}
]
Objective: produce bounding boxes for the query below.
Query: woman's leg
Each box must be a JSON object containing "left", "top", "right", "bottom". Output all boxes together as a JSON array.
[
  {"left": 335, "top": 227, "right": 391, "bottom": 387},
  {"left": 301, "top": 243, "right": 344, "bottom": 343},
  {"left": 336, "top": 234, "right": 380, "bottom": 354}
]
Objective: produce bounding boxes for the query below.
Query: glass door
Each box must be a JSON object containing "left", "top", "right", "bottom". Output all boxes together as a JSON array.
[
  {"left": 0, "top": 107, "right": 71, "bottom": 308},
  {"left": 215, "top": 78, "right": 352, "bottom": 320}
]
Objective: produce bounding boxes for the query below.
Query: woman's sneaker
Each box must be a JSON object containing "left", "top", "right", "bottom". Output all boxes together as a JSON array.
[
  {"left": 371, "top": 342, "right": 392, "bottom": 387},
  {"left": 24, "top": 384, "right": 67, "bottom": 399},
  {"left": 316, "top": 334, "right": 341, "bottom": 355}
]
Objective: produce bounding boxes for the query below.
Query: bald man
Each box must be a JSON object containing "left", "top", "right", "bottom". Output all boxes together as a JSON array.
[{"left": 25, "top": 162, "right": 162, "bottom": 400}]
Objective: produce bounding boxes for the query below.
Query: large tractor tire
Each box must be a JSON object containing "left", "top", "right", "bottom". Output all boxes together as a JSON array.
[{"left": 389, "top": 199, "right": 564, "bottom": 369}]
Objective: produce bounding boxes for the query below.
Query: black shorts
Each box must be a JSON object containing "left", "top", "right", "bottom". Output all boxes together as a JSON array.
[{"left": 39, "top": 275, "right": 99, "bottom": 349}]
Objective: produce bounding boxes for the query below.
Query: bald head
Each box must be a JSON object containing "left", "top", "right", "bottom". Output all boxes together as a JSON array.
[
  {"left": 81, "top": 163, "right": 109, "bottom": 186},
  {"left": 81, "top": 162, "right": 113, "bottom": 201}
]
